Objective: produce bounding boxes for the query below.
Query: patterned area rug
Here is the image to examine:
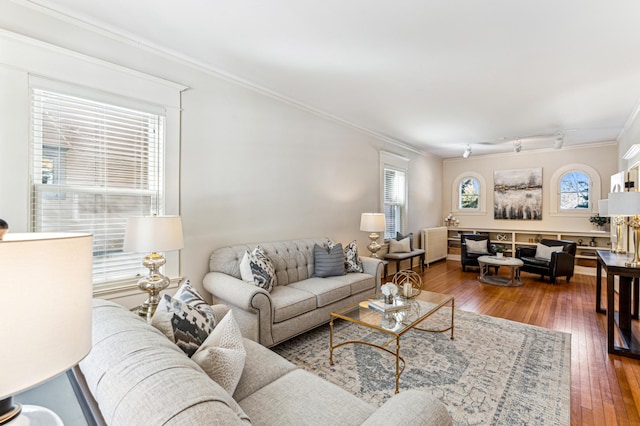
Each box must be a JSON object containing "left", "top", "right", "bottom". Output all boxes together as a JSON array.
[{"left": 273, "top": 308, "right": 570, "bottom": 426}]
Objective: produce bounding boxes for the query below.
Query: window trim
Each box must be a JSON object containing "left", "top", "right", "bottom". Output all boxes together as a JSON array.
[
  {"left": 549, "top": 164, "right": 601, "bottom": 216},
  {"left": 452, "top": 172, "right": 487, "bottom": 215},
  {"left": 380, "top": 151, "right": 409, "bottom": 240}
]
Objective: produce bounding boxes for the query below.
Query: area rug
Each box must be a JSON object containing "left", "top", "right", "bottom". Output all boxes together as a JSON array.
[{"left": 272, "top": 308, "right": 570, "bottom": 426}]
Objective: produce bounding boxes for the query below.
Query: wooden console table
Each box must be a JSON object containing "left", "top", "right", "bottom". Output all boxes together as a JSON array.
[{"left": 596, "top": 250, "right": 640, "bottom": 359}]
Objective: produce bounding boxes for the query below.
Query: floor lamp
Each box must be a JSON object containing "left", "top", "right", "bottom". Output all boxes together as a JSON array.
[
  {"left": 0, "top": 233, "right": 93, "bottom": 425},
  {"left": 608, "top": 192, "right": 640, "bottom": 266}
]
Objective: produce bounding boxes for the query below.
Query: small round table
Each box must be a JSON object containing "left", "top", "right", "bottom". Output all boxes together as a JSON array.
[{"left": 477, "top": 255, "right": 524, "bottom": 287}]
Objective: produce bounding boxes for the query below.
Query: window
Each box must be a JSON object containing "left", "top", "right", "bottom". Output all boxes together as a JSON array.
[
  {"left": 383, "top": 166, "right": 406, "bottom": 240},
  {"left": 549, "top": 164, "right": 600, "bottom": 215},
  {"left": 31, "top": 88, "right": 165, "bottom": 286},
  {"left": 559, "top": 171, "right": 590, "bottom": 209},
  {"left": 459, "top": 177, "right": 480, "bottom": 209}
]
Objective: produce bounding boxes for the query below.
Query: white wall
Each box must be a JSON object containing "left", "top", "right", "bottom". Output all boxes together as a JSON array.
[
  {"left": 0, "top": 2, "right": 443, "bottom": 304},
  {"left": 442, "top": 143, "right": 618, "bottom": 233}
]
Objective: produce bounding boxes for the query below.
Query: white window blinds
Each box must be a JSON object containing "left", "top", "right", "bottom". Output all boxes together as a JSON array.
[
  {"left": 383, "top": 167, "right": 406, "bottom": 239},
  {"left": 31, "top": 89, "right": 165, "bottom": 286}
]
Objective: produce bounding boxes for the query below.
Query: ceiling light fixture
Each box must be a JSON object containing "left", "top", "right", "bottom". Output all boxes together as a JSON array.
[
  {"left": 513, "top": 139, "right": 522, "bottom": 153},
  {"left": 554, "top": 133, "right": 564, "bottom": 149},
  {"left": 462, "top": 144, "right": 472, "bottom": 159},
  {"left": 623, "top": 144, "right": 640, "bottom": 160}
]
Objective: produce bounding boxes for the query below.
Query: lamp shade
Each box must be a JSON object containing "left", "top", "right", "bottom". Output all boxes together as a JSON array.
[
  {"left": 598, "top": 199, "right": 609, "bottom": 216},
  {"left": 123, "top": 216, "right": 184, "bottom": 253},
  {"left": 0, "top": 232, "right": 93, "bottom": 399},
  {"left": 608, "top": 192, "right": 640, "bottom": 216},
  {"left": 360, "top": 213, "right": 386, "bottom": 232}
]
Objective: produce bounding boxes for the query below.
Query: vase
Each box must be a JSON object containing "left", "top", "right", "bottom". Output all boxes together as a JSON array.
[{"left": 496, "top": 252, "right": 503, "bottom": 258}]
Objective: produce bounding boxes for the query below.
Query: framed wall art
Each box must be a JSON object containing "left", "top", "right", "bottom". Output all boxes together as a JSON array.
[{"left": 494, "top": 168, "right": 542, "bottom": 220}]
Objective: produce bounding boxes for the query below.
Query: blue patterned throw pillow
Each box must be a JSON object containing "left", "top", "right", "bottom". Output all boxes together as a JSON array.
[
  {"left": 174, "top": 279, "right": 217, "bottom": 326},
  {"left": 240, "top": 246, "right": 276, "bottom": 292},
  {"left": 344, "top": 240, "right": 364, "bottom": 273},
  {"left": 152, "top": 294, "right": 215, "bottom": 357}
]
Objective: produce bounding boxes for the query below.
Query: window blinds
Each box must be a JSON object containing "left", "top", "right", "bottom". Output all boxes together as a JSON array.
[
  {"left": 383, "top": 167, "right": 406, "bottom": 239},
  {"left": 31, "top": 89, "right": 165, "bottom": 286}
]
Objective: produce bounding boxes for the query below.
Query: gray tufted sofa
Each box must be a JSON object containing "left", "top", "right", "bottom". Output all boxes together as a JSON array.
[
  {"left": 203, "top": 237, "right": 383, "bottom": 347},
  {"left": 74, "top": 299, "right": 453, "bottom": 425}
]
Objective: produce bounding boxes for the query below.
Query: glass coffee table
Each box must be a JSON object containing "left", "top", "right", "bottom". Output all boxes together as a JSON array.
[{"left": 329, "top": 290, "right": 454, "bottom": 393}]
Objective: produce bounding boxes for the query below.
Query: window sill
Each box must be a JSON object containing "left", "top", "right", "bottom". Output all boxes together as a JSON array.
[{"left": 93, "top": 276, "right": 183, "bottom": 299}]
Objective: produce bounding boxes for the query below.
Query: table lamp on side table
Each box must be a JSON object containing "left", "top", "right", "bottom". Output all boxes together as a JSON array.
[
  {"left": 360, "top": 213, "right": 386, "bottom": 258},
  {"left": 0, "top": 232, "right": 93, "bottom": 426},
  {"left": 124, "top": 215, "right": 184, "bottom": 319},
  {"left": 608, "top": 192, "right": 640, "bottom": 266}
]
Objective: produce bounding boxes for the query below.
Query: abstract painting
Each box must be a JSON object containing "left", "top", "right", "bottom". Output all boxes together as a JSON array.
[{"left": 494, "top": 168, "right": 542, "bottom": 220}]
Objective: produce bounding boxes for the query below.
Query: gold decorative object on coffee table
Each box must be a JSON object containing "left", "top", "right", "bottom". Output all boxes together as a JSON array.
[
  {"left": 391, "top": 270, "right": 422, "bottom": 298},
  {"left": 329, "top": 290, "right": 454, "bottom": 394}
]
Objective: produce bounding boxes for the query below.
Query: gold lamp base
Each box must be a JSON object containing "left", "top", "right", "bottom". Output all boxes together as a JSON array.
[
  {"left": 136, "top": 252, "right": 170, "bottom": 320},
  {"left": 366, "top": 232, "right": 382, "bottom": 258}
]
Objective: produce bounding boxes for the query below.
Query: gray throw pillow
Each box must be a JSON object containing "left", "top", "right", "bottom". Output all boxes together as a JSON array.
[
  {"left": 396, "top": 232, "right": 414, "bottom": 251},
  {"left": 313, "top": 243, "right": 346, "bottom": 277}
]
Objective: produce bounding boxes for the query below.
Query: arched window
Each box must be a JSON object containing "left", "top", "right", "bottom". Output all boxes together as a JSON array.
[
  {"left": 559, "top": 171, "right": 590, "bottom": 210},
  {"left": 549, "top": 164, "right": 601, "bottom": 214},
  {"left": 459, "top": 177, "right": 480, "bottom": 209}
]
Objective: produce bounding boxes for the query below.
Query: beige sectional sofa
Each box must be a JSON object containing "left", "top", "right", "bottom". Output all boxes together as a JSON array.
[
  {"left": 75, "top": 299, "right": 452, "bottom": 425},
  {"left": 203, "top": 237, "right": 383, "bottom": 347}
]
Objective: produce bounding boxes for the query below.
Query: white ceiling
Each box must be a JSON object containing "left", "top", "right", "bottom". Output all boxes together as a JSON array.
[{"left": 26, "top": 0, "right": 640, "bottom": 158}]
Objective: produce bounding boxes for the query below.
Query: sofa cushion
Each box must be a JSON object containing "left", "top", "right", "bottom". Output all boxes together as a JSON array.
[
  {"left": 238, "top": 369, "right": 375, "bottom": 426},
  {"left": 389, "top": 237, "right": 411, "bottom": 253},
  {"left": 312, "top": 243, "right": 346, "bottom": 277},
  {"left": 240, "top": 246, "right": 276, "bottom": 292},
  {"left": 289, "top": 277, "right": 351, "bottom": 308},
  {"left": 193, "top": 310, "right": 246, "bottom": 395},
  {"left": 330, "top": 272, "right": 376, "bottom": 295},
  {"left": 270, "top": 286, "right": 317, "bottom": 323},
  {"left": 151, "top": 294, "right": 216, "bottom": 357},
  {"left": 233, "top": 338, "right": 297, "bottom": 402},
  {"left": 521, "top": 256, "right": 550, "bottom": 267}
]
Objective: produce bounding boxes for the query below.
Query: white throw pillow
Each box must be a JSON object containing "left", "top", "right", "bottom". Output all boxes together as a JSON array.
[
  {"left": 192, "top": 310, "right": 246, "bottom": 395},
  {"left": 535, "top": 243, "right": 560, "bottom": 260},
  {"left": 239, "top": 246, "right": 275, "bottom": 292},
  {"left": 389, "top": 237, "right": 411, "bottom": 253},
  {"left": 466, "top": 239, "right": 488, "bottom": 253}
]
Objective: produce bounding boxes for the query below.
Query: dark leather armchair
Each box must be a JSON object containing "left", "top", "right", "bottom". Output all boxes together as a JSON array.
[
  {"left": 515, "top": 239, "right": 577, "bottom": 284},
  {"left": 461, "top": 234, "right": 494, "bottom": 272}
]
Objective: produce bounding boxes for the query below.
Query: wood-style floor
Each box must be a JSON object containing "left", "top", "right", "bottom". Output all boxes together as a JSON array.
[{"left": 400, "top": 260, "right": 640, "bottom": 426}]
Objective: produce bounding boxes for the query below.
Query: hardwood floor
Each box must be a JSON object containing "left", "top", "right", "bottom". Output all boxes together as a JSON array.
[{"left": 402, "top": 260, "right": 640, "bottom": 426}]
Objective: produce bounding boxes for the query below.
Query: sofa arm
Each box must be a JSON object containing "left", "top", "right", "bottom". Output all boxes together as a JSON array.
[
  {"left": 203, "top": 272, "right": 274, "bottom": 346},
  {"left": 550, "top": 251, "right": 575, "bottom": 276},
  {"left": 360, "top": 256, "right": 384, "bottom": 293},
  {"left": 362, "top": 390, "right": 452, "bottom": 426}
]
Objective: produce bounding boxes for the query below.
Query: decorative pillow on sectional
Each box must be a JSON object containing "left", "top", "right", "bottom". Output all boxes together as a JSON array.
[
  {"left": 396, "top": 232, "right": 414, "bottom": 251},
  {"left": 174, "top": 279, "right": 217, "bottom": 328},
  {"left": 312, "top": 243, "right": 345, "bottom": 277},
  {"left": 328, "top": 239, "right": 364, "bottom": 273},
  {"left": 239, "top": 246, "right": 276, "bottom": 292},
  {"left": 344, "top": 240, "right": 364, "bottom": 273},
  {"left": 535, "top": 243, "right": 561, "bottom": 260},
  {"left": 192, "top": 310, "right": 246, "bottom": 395},
  {"left": 389, "top": 237, "right": 411, "bottom": 253},
  {"left": 465, "top": 239, "right": 488, "bottom": 253},
  {"left": 151, "top": 294, "right": 215, "bottom": 357}
]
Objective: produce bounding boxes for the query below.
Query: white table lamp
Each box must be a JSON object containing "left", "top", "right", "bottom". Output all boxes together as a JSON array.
[
  {"left": 124, "top": 215, "right": 184, "bottom": 318},
  {"left": 360, "top": 213, "right": 386, "bottom": 258},
  {"left": 0, "top": 232, "right": 93, "bottom": 425},
  {"left": 608, "top": 192, "right": 640, "bottom": 265}
]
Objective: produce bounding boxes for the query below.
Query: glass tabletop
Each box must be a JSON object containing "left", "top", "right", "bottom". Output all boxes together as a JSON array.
[{"left": 331, "top": 290, "right": 453, "bottom": 336}]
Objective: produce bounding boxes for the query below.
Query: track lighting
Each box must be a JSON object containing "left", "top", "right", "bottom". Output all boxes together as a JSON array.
[
  {"left": 554, "top": 133, "right": 564, "bottom": 150},
  {"left": 513, "top": 140, "right": 522, "bottom": 153},
  {"left": 462, "top": 144, "right": 472, "bottom": 159}
]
